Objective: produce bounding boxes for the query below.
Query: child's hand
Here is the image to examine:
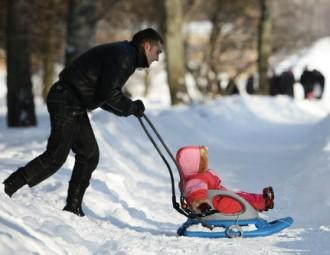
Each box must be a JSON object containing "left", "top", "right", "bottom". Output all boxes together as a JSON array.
[{"left": 198, "top": 202, "right": 212, "bottom": 215}]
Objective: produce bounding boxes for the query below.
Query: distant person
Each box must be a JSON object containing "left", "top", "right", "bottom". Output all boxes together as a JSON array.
[
  {"left": 269, "top": 71, "right": 280, "bottom": 96},
  {"left": 225, "top": 78, "right": 239, "bottom": 95},
  {"left": 300, "top": 67, "right": 325, "bottom": 99},
  {"left": 279, "top": 70, "right": 295, "bottom": 97},
  {"left": 246, "top": 74, "right": 258, "bottom": 95},
  {"left": 3, "top": 28, "right": 164, "bottom": 217},
  {"left": 311, "top": 69, "right": 325, "bottom": 99},
  {"left": 270, "top": 70, "right": 294, "bottom": 97},
  {"left": 176, "top": 146, "right": 274, "bottom": 214}
]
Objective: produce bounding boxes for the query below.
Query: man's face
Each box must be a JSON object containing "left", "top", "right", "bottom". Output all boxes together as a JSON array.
[{"left": 143, "top": 41, "right": 163, "bottom": 66}]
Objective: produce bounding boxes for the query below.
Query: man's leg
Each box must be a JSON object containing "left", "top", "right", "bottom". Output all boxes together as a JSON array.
[
  {"left": 3, "top": 88, "right": 80, "bottom": 196},
  {"left": 63, "top": 113, "right": 99, "bottom": 216}
]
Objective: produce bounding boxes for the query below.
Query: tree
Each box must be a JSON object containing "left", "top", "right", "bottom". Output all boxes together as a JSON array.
[
  {"left": 271, "top": 0, "right": 330, "bottom": 57},
  {"left": 183, "top": 0, "right": 259, "bottom": 98},
  {"left": 0, "top": 0, "right": 6, "bottom": 50},
  {"left": 6, "top": 0, "right": 37, "bottom": 127},
  {"left": 258, "top": 0, "right": 272, "bottom": 95},
  {"left": 164, "top": 0, "right": 187, "bottom": 104},
  {"left": 33, "top": 0, "right": 67, "bottom": 101},
  {"left": 27, "top": 0, "right": 67, "bottom": 101},
  {"left": 65, "top": 0, "right": 97, "bottom": 65}
]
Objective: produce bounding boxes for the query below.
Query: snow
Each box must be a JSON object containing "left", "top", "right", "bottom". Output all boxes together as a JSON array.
[
  {"left": 1, "top": 38, "right": 330, "bottom": 254},
  {"left": 184, "top": 21, "right": 213, "bottom": 36},
  {"left": 1, "top": 97, "right": 330, "bottom": 255}
]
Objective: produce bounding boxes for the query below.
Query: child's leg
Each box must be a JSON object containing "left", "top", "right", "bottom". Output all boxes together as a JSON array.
[
  {"left": 237, "top": 192, "right": 266, "bottom": 211},
  {"left": 237, "top": 187, "right": 274, "bottom": 212},
  {"left": 213, "top": 195, "right": 243, "bottom": 214}
]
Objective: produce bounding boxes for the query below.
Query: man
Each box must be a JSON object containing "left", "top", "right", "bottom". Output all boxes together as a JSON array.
[{"left": 3, "top": 28, "right": 163, "bottom": 217}]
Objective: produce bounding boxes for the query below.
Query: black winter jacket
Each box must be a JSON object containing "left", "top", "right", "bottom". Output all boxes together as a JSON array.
[{"left": 59, "top": 41, "right": 148, "bottom": 116}]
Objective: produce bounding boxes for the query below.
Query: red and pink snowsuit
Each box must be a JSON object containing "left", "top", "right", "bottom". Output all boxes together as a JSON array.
[{"left": 176, "top": 146, "right": 268, "bottom": 214}]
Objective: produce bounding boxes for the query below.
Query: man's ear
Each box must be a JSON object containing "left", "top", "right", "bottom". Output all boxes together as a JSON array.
[{"left": 143, "top": 41, "right": 151, "bottom": 51}]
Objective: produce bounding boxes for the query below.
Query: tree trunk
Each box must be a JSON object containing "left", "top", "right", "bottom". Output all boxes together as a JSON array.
[
  {"left": 42, "top": 35, "right": 56, "bottom": 101},
  {"left": 258, "top": 0, "right": 272, "bottom": 95},
  {"left": 41, "top": 0, "right": 61, "bottom": 101},
  {"left": 65, "top": 0, "right": 97, "bottom": 65},
  {"left": 164, "top": 0, "right": 187, "bottom": 105},
  {"left": 6, "top": 0, "right": 37, "bottom": 127},
  {"left": 41, "top": 15, "right": 56, "bottom": 101},
  {"left": 205, "top": 14, "right": 221, "bottom": 95}
]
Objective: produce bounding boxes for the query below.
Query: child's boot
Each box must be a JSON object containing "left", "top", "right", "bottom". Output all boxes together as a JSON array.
[{"left": 263, "top": 186, "right": 274, "bottom": 210}]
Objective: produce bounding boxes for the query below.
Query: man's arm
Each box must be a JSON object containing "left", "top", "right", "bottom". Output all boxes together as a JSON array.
[
  {"left": 100, "top": 87, "right": 133, "bottom": 117},
  {"left": 101, "top": 102, "right": 126, "bottom": 116},
  {"left": 101, "top": 94, "right": 145, "bottom": 117}
]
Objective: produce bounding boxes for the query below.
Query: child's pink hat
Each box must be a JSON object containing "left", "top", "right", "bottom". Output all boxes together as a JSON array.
[{"left": 176, "top": 146, "right": 201, "bottom": 177}]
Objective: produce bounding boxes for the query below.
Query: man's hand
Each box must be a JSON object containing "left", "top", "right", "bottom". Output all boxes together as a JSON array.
[{"left": 131, "top": 100, "right": 145, "bottom": 117}]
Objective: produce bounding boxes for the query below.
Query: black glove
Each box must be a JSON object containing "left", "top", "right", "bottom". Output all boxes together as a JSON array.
[
  {"left": 197, "top": 202, "right": 212, "bottom": 215},
  {"left": 131, "top": 100, "right": 145, "bottom": 117}
]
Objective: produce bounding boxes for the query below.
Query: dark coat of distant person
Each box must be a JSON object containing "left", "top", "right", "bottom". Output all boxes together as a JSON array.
[{"left": 300, "top": 68, "right": 325, "bottom": 99}]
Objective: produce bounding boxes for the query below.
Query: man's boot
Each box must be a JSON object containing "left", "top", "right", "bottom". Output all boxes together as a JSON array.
[
  {"left": 63, "top": 182, "right": 88, "bottom": 217},
  {"left": 3, "top": 168, "right": 27, "bottom": 197}
]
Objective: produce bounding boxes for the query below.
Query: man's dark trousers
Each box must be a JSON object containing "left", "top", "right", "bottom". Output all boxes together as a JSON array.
[{"left": 20, "top": 82, "right": 99, "bottom": 187}]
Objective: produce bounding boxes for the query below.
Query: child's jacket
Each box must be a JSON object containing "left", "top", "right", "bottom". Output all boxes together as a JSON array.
[{"left": 176, "top": 146, "right": 266, "bottom": 213}]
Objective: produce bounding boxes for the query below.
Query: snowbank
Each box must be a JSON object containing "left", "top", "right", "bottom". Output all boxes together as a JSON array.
[{"left": 1, "top": 95, "right": 330, "bottom": 254}]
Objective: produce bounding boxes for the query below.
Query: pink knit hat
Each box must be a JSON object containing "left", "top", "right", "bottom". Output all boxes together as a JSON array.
[{"left": 176, "top": 146, "right": 201, "bottom": 177}]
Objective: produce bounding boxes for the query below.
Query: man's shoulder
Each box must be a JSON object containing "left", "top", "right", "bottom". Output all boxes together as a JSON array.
[
  {"left": 93, "top": 41, "right": 133, "bottom": 53},
  {"left": 85, "top": 41, "right": 137, "bottom": 71}
]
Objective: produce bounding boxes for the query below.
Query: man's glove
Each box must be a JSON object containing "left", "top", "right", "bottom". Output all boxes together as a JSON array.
[
  {"left": 197, "top": 202, "right": 212, "bottom": 215},
  {"left": 131, "top": 100, "right": 145, "bottom": 117}
]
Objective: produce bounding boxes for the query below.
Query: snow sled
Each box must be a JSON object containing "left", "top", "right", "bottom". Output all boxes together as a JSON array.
[
  {"left": 138, "top": 115, "right": 293, "bottom": 239},
  {"left": 177, "top": 190, "right": 293, "bottom": 238}
]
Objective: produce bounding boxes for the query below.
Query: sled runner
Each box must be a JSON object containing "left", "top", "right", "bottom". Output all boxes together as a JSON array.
[
  {"left": 138, "top": 114, "right": 293, "bottom": 238},
  {"left": 177, "top": 190, "right": 293, "bottom": 238}
]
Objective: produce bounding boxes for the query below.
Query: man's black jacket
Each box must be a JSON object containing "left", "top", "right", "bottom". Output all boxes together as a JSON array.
[{"left": 59, "top": 41, "right": 148, "bottom": 116}]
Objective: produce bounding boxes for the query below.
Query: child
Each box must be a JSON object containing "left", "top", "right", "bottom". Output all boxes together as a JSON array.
[{"left": 176, "top": 146, "right": 274, "bottom": 215}]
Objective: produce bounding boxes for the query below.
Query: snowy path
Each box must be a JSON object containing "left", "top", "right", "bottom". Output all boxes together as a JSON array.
[{"left": 1, "top": 96, "right": 330, "bottom": 254}]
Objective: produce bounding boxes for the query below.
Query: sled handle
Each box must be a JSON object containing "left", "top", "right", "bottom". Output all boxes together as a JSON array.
[{"left": 137, "top": 114, "right": 189, "bottom": 217}]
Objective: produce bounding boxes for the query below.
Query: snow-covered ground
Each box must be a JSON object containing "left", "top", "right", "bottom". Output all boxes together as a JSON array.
[
  {"left": 1, "top": 95, "right": 330, "bottom": 255},
  {"left": 1, "top": 37, "right": 330, "bottom": 254}
]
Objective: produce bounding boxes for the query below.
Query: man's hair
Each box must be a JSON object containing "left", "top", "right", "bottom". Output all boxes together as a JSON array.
[{"left": 132, "top": 28, "right": 163, "bottom": 47}]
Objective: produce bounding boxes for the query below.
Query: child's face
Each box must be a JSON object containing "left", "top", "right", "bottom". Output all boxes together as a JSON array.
[{"left": 199, "top": 146, "right": 208, "bottom": 172}]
